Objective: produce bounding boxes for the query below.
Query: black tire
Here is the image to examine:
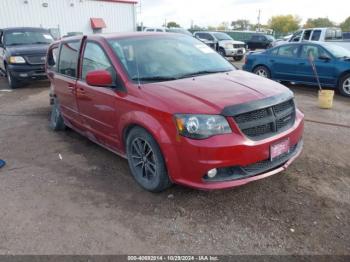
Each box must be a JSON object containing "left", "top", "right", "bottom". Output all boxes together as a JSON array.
[
  {"left": 338, "top": 73, "right": 350, "bottom": 97},
  {"left": 218, "top": 48, "right": 226, "bottom": 57},
  {"left": 6, "top": 68, "right": 21, "bottom": 89},
  {"left": 233, "top": 56, "right": 243, "bottom": 61},
  {"left": 126, "top": 127, "right": 172, "bottom": 192},
  {"left": 50, "top": 97, "right": 66, "bottom": 131},
  {"left": 253, "top": 65, "right": 271, "bottom": 79}
]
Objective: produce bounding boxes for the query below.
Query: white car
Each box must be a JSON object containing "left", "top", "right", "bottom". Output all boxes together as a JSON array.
[
  {"left": 193, "top": 31, "right": 246, "bottom": 61},
  {"left": 143, "top": 27, "right": 169, "bottom": 33}
]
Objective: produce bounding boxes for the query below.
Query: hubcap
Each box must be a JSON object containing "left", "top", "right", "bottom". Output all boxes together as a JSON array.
[
  {"left": 256, "top": 69, "right": 268, "bottom": 78},
  {"left": 343, "top": 77, "right": 350, "bottom": 95},
  {"left": 130, "top": 138, "right": 157, "bottom": 181}
]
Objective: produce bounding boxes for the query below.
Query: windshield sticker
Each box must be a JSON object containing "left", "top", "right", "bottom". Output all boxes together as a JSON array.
[{"left": 195, "top": 44, "right": 215, "bottom": 54}]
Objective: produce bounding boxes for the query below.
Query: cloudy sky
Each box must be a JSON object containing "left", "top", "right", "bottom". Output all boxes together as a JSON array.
[{"left": 137, "top": 0, "right": 349, "bottom": 28}]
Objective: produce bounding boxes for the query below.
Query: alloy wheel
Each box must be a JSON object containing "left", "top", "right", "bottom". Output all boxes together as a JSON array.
[
  {"left": 256, "top": 69, "right": 268, "bottom": 78},
  {"left": 343, "top": 77, "right": 350, "bottom": 95},
  {"left": 130, "top": 138, "right": 157, "bottom": 181}
]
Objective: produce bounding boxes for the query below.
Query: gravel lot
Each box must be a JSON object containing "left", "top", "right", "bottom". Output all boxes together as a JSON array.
[{"left": 0, "top": 72, "right": 349, "bottom": 255}]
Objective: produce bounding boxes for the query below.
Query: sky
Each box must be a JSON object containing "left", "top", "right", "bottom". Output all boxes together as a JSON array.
[{"left": 137, "top": 0, "right": 349, "bottom": 29}]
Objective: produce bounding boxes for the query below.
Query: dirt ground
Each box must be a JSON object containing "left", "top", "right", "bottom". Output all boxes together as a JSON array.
[{"left": 0, "top": 74, "right": 349, "bottom": 255}]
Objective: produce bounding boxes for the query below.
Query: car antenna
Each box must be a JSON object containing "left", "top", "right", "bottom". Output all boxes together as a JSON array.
[{"left": 135, "top": 49, "right": 142, "bottom": 89}]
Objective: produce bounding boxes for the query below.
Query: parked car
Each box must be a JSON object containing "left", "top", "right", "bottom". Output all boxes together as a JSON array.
[
  {"left": 46, "top": 33, "right": 304, "bottom": 192},
  {"left": 272, "top": 34, "right": 292, "bottom": 47},
  {"left": 168, "top": 27, "right": 192, "bottom": 36},
  {"left": 343, "top": 32, "right": 350, "bottom": 40},
  {"left": 0, "top": 27, "right": 54, "bottom": 88},
  {"left": 193, "top": 31, "right": 246, "bottom": 61},
  {"left": 274, "top": 27, "right": 350, "bottom": 51},
  {"left": 245, "top": 33, "right": 275, "bottom": 50},
  {"left": 143, "top": 27, "right": 169, "bottom": 32},
  {"left": 243, "top": 42, "right": 350, "bottom": 97}
]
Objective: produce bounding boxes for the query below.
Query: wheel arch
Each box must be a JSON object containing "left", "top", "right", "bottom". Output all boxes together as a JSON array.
[{"left": 337, "top": 70, "right": 350, "bottom": 86}]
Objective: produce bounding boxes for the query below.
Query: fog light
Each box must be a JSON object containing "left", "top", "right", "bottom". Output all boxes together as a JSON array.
[{"left": 207, "top": 168, "right": 218, "bottom": 178}]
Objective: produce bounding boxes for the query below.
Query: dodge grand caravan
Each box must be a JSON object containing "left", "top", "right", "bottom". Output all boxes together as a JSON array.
[{"left": 46, "top": 33, "right": 304, "bottom": 192}]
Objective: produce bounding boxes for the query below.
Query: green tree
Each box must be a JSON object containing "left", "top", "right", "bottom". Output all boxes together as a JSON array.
[
  {"left": 217, "top": 22, "right": 229, "bottom": 31},
  {"left": 207, "top": 26, "right": 216, "bottom": 31},
  {"left": 167, "top": 21, "right": 180, "bottom": 28},
  {"left": 268, "top": 15, "right": 301, "bottom": 34},
  {"left": 231, "top": 19, "right": 251, "bottom": 30},
  {"left": 340, "top": 17, "right": 350, "bottom": 32},
  {"left": 304, "top": 17, "right": 335, "bottom": 28}
]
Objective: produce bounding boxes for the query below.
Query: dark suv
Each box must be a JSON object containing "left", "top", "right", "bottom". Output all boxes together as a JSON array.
[{"left": 0, "top": 27, "right": 54, "bottom": 88}]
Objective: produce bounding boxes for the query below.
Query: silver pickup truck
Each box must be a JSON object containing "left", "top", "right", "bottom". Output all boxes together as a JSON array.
[{"left": 273, "top": 27, "right": 350, "bottom": 51}]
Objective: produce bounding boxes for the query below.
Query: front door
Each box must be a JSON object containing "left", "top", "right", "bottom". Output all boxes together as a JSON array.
[
  {"left": 76, "top": 41, "right": 121, "bottom": 150},
  {"left": 297, "top": 44, "right": 337, "bottom": 86},
  {"left": 55, "top": 40, "right": 82, "bottom": 127}
]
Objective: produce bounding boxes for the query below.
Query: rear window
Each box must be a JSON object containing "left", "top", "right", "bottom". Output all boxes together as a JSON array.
[
  {"left": 311, "top": 30, "right": 321, "bottom": 41},
  {"left": 58, "top": 41, "right": 80, "bottom": 78}
]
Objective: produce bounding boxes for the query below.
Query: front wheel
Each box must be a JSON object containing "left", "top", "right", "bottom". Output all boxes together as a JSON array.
[
  {"left": 233, "top": 56, "right": 243, "bottom": 61},
  {"left": 6, "top": 69, "right": 21, "bottom": 89},
  {"left": 253, "top": 65, "right": 271, "bottom": 79},
  {"left": 338, "top": 73, "right": 350, "bottom": 97},
  {"left": 126, "top": 127, "right": 172, "bottom": 192}
]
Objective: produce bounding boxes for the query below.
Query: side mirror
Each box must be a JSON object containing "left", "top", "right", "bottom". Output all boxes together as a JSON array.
[
  {"left": 319, "top": 55, "right": 331, "bottom": 61},
  {"left": 86, "top": 70, "right": 113, "bottom": 87}
]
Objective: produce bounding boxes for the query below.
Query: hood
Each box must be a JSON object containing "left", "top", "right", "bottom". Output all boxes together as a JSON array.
[
  {"left": 6, "top": 44, "right": 50, "bottom": 56},
  {"left": 219, "top": 39, "right": 245, "bottom": 45},
  {"left": 142, "top": 70, "right": 292, "bottom": 115}
]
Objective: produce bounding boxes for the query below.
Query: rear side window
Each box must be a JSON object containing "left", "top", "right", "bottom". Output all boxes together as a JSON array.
[
  {"left": 311, "top": 30, "right": 321, "bottom": 41},
  {"left": 58, "top": 41, "right": 80, "bottom": 78},
  {"left": 278, "top": 45, "right": 299, "bottom": 57},
  {"left": 81, "top": 42, "right": 115, "bottom": 81}
]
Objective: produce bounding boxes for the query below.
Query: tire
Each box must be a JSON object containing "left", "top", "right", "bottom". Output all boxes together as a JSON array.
[
  {"left": 253, "top": 65, "right": 271, "bottom": 79},
  {"left": 233, "top": 56, "right": 243, "bottom": 61},
  {"left": 218, "top": 48, "right": 226, "bottom": 57},
  {"left": 126, "top": 127, "right": 172, "bottom": 192},
  {"left": 6, "top": 68, "right": 21, "bottom": 89},
  {"left": 338, "top": 73, "right": 350, "bottom": 97},
  {"left": 50, "top": 97, "right": 66, "bottom": 131}
]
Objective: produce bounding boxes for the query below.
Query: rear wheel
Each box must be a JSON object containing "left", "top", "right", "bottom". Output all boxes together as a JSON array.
[
  {"left": 50, "top": 97, "right": 66, "bottom": 131},
  {"left": 233, "top": 56, "right": 243, "bottom": 61},
  {"left": 126, "top": 127, "right": 172, "bottom": 192},
  {"left": 338, "top": 73, "right": 350, "bottom": 97},
  {"left": 253, "top": 65, "right": 271, "bottom": 79}
]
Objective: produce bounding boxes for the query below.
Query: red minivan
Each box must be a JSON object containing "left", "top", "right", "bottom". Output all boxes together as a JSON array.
[{"left": 46, "top": 33, "right": 304, "bottom": 192}]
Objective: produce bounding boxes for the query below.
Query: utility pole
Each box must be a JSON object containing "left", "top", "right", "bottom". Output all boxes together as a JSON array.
[{"left": 257, "top": 9, "right": 261, "bottom": 32}]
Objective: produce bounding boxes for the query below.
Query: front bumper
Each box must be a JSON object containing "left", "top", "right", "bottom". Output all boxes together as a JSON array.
[
  {"left": 165, "top": 110, "right": 304, "bottom": 190},
  {"left": 224, "top": 48, "right": 246, "bottom": 57},
  {"left": 7, "top": 64, "right": 47, "bottom": 81}
]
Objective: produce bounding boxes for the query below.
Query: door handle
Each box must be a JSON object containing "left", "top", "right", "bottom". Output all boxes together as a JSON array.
[
  {"left": 67, "top": 84, "right": 75, "bottom": 92},
  {"left": 299, "top": 62, "right": 306, "bottom": 65},
  {"left": 270, "top": 59, "right": 275, "bottom": 63},
  {"left": 78, "top": 87, "right": 86, "bottom": 94}
]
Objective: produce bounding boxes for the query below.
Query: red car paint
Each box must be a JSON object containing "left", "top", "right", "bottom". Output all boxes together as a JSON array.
[{"left": 46, "top": 33, "right": 304, "bottom": 190}]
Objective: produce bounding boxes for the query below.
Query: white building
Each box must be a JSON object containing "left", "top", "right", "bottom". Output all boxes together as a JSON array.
[{"left": 0, "top": 0, "right": 137, "bottom": 38}]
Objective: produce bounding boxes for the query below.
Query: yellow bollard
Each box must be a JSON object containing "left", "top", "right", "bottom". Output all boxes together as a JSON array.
[{"left": 318, "top": 90, "right": 334, "bottom": 109}]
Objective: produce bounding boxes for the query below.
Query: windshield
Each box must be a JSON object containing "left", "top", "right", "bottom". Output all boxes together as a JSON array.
[
  {"left": 325, "top": 44, "right": 350, "bottom": 58},
  {"left": 108, "top": 35, "right": 234, "bottom": 82},
  {"left": 4, "top": 30, "right": 54, "bottom": 46},
  {"left": 213, "top": 33, "right": 233, "bottom": 41}
]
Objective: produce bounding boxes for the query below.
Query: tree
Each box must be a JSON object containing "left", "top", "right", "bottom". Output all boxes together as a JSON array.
[
  {"left": 304, "top": 17, "right": 335, "bottom": 28},
  {"left": 217, "top": 22, "right": 229, "bottom": 31},
  {"left": 231, "top": 19, "right": 251, "bottom": 30},
  {"left": 167, "top": 21, "right": 180, "bottom": 28},
  {"left": 268, "top": 15, "right": 301, "bottom": 34},
  {"left": 192, "top": 24, "right": 205, "bottom": 31},
  {"left": 207, "top": 26, "right": 217, "bottom": 31},
  {"left": 340, "top": 17, "right": 350, "bottom": 32}
]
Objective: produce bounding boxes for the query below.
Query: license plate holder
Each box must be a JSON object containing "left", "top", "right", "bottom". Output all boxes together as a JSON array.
[{"left": 270, "top": 139, "right": 290, "bottom": 161}]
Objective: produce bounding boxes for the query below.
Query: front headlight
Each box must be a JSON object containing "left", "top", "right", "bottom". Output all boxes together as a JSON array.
[
  {"left": 9, "top": 56, "right": 26, "bottom": 64},
  {"left": 175, "top": 114, "right": 232, "bottom": 139}
]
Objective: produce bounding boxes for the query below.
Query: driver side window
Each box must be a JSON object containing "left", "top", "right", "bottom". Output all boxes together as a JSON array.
[{"left": 81, "top": 42, "right": 115, "bottom": 82}]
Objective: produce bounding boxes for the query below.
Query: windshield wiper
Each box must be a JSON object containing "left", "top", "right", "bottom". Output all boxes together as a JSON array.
[
  {"left": 177, "top": 70, "right": 232, "bottom": 79},
  {"left": 131, "top": 76, "right": 178, "bottom": 82}
]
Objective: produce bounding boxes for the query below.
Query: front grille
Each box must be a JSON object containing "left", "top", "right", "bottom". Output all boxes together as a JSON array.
[
  {"left": 233, "top": 99, "right": 296, "bottom": 140},
  {"left": 234, "top": 44, "right": 245, "bottom": 48},
  {"left": 25, "top": 55, "right": 46, "bottom": 65}
]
